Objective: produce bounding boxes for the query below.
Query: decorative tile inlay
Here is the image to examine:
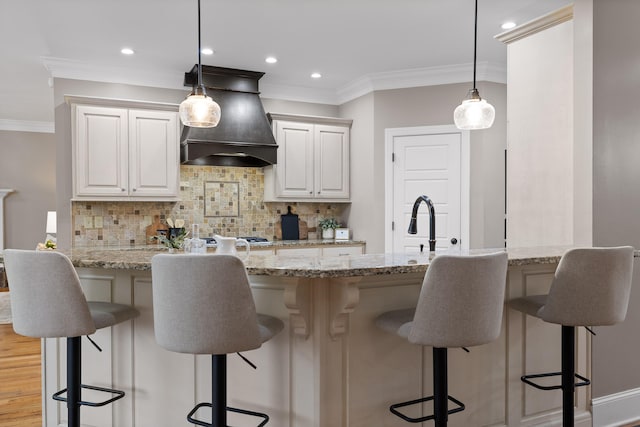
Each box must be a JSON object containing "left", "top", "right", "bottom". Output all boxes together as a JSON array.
[
  {"left": 204, "top": 181, "right": 239, "bottom": 217},
  {"left": 72, "top": 166, "right": 348, "bottom": 247}
]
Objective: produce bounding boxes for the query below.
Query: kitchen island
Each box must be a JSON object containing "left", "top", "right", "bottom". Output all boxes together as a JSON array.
[{"left": 13, "top": 247, "right": 591, "bottom": 427}]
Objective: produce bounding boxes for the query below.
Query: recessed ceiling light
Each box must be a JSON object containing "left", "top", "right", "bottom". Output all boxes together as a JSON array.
[
  {"left": 501, "top": 22, "right": 516, "bottom": 30},
  {"left": 311, "top": 72, "right": 322, "bottom": 79},
  {"left": 265, "top": 56, "right": 278, "bottom": 64},
  {"left": 201, "top": 48, "right": 214, "bottom": 55},
  {"left": 121, "top": 48, "right": 135, "bottom": 55}
]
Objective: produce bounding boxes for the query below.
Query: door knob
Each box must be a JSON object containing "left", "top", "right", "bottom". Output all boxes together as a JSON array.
[{"left": 450, "top": 238, "right": 458, "bottom": 245}]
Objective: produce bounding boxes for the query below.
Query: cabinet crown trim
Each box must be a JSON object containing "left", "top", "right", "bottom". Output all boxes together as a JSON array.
[
  {"left": 65, "top": 95, "right": 179, "bottom": 111},
  {"left": 268, "top": 112, "right": 352, "bottom": 127}
]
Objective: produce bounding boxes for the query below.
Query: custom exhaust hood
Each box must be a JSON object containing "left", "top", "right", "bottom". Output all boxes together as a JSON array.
[{"left": 180, "top": 65, "right": 278, "bottom": 167}]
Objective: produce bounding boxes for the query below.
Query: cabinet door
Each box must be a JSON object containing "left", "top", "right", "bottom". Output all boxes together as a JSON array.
[
  {"left": 128, "top": 110, "right": 179, "bottom": 197},
  {"left": 275, "top": 121, "right": 315, "bottom": 198},
  {"left": 75, "top": 106, "right": 128, "bottom": 197},
  {"left": 314, "top": 125, "right": 350, "bottom": 199}
]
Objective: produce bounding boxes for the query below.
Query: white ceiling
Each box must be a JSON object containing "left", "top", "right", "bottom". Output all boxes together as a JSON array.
[{"left": 1, "top": 0, "right": 570, "bottom": 128}]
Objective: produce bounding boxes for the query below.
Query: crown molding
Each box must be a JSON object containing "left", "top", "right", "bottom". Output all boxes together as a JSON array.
[
  {"left": 259, "top": 82, "right": 340, "bottom": 105},
  {"left": 336, "top": 62, "right": 507, "bottom": 104},
  {"left": 0, "top": 119, "right": 54, "bottom": 133},
  {"left": 495, "top": 4, "right": 573, "bottom": 44},
  {"left": 42, "top": 57, "right": 186, "bottom": 91},
  {"left": 42, "top": 56, "right": 506, "bottom": 107}
]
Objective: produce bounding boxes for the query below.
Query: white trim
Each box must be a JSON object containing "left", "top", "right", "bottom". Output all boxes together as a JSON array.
[
  {"left": 0, "top": 189, "right": 15, "bottom": 251},
  {"left": 337, "top": 62, "right": 506, "bottom": 104},
  {"left": 0, "top": 119, "right": 54, "bottom": 133},
  {"left": 43, "top": 56, "right": 186, "bottom": 92},
  {"left": 592, "top": 387, "right": 640, "bottom": 427},
  {"left": 495, "top": 4, "right": 574, "bottom": 44},
  {"left": 384, "top": 125, "right": 470, "bottom": 252},
  {"left": 43, "top": 56, "right": 506, "bottom": 106}
]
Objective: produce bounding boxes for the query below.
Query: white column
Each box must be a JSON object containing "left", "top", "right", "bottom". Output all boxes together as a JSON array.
[{"left": 0, "top": 189, "right": 14, "bottom": 250}]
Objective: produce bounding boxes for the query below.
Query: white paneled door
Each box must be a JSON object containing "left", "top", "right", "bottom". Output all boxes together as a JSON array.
[{"left": 385, "top": 125, "right": 469, "bottom": 253}]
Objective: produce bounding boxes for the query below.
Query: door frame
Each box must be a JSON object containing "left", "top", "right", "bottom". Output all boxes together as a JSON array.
[{"left": 384, "top": 124, "right": 470, "bottom": 252}]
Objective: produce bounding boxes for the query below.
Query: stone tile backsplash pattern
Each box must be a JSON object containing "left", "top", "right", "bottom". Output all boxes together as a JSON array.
[{"left": 72, "top": 166, "right": 347, "bottom": 247}]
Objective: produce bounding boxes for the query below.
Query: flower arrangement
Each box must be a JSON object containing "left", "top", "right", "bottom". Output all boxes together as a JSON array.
[
  {"left": 36, "top": 239, "right": 57, "bottom": 250},
  {"left": 152, "top": 228, "right": 189, "bottom": 250},
  {"left": 318, "top": 218, "right": 341, "bottom": 239},
  {"left": 318, "top": 218, "right": 341, "bottom": 230}
]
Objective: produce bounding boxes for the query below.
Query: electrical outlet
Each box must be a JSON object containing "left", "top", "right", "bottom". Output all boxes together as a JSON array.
[
  {"left": 84, "top": 216, "right": 93, "bottom": 229},
  {"left": 94, "top": 216, "right": 103, "bottom": 228}
]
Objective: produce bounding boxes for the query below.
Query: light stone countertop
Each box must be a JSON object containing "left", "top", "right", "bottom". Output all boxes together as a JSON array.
[
  {"left": 45, "top": 246, "right": 574, "bottom": 278},
  {"left": 1, "top": 246, "right": 636, "bottom": 279}
]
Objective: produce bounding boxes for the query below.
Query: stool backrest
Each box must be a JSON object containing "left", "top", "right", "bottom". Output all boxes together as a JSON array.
[
  {"left": 3, "top": 249, "right": 96, "bottom": 338},
  {"left": 540, "top": 246, "right": 634, "bottom": 326},
  {"left": 151, "top": 254, "right": 262, "bottom": 355},
  {"left": 409, "top": 252, "right": 508, "bottom": 348}
]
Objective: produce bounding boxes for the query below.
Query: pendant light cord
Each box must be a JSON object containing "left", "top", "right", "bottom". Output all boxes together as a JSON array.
[
  {"left": 197, "top": 0, "right": 203, "bottom": 88},
  {"left": 473, "top": 0, "right": 478, "bottom": 90}
]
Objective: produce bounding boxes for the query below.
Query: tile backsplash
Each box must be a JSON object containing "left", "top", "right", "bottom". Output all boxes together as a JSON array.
[{"left": 72, "top": 166, "right": 348, "bottom": 247}]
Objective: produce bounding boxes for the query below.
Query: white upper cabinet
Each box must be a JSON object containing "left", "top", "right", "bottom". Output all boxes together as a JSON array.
[
  {"left": 264, "top": 113, "right": 352, "bottom": 202},
  {"left": 70, "top": 98, "right": 180, "bottom": 201}
]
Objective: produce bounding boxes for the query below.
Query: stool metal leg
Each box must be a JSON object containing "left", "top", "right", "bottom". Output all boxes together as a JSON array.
[
  {"left": 433, "top": 347, "right": 448, "bottom": 427},
  {"left": 213, "top": 354, "right": 227, "bottom": 427},
  {"left": 67, "top": 336, "right": 81, "bottom": 427},
  {"left": 562, "top": 326, "right": 575, "bottom": 427}
]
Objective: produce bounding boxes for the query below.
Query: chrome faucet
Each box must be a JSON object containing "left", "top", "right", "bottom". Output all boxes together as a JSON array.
[{"left": 408, "top": 195, "right": 436, "bottom": 252}]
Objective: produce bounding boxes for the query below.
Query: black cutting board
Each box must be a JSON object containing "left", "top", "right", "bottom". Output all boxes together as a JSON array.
[{"left": 281, "top": 206, "right": 300, "bottom": 240}]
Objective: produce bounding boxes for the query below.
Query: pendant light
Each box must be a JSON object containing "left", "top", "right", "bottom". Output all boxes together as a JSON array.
[
  {"left": 179, "top": 0, "right": 221, "bottom": 128},
  {"left": 453, "top": 0, "right": 495, "bottom": 130}
]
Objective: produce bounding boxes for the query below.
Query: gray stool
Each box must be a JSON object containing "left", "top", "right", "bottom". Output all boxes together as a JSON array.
[
  {"left": 3, "top": 249, "right": 139, "bottom": 427},
  {"left": 151, "top": 254, "right": 284, "bottom": 427},
  {"left": 376, "top": 252, "right": 508, "bottom": 426},
  {"left": 509, "top": 246, "right": 634, "bottom": 427}
]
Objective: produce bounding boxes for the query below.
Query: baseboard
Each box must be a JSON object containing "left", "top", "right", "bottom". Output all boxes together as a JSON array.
[{"left": 592, "top": 387, "right": 640, "bottom": 427}]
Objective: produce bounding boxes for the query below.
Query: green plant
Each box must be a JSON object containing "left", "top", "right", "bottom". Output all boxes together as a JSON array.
[
  {"left": 152, "top": 228, "right": 189, "bottom": 249},
  {"left": 318, "top": 218, "right": 341, "bottom": 230}
]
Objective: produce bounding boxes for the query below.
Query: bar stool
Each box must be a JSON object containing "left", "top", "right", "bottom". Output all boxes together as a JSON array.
[
  {"left": 509, "top": 246, "right": 634, "bottom": 427},
  {"left": 151, "top": 253, "right": 284, "bottom": 427},
  {"left": 375, "top": 252, "right": 508, "bottom": 426},
  {"left": 3, "top": 249, "right": 139, "bottom": 427}
]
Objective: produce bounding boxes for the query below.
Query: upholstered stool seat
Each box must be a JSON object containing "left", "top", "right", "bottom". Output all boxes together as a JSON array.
[
  {"left": 3, "top": 249, "right": 139, "bottom": 427},
  {"left": 376, "top": 252, "right": 508, "bottom": 426},
  {"left": 152, "top": 253, "right": 284, "bottom": 427},
  {"left": 509, "top": 246, "right": 634, "bottom": 427}
]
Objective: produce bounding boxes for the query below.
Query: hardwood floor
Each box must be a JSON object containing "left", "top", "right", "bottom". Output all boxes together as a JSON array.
[{"left": 0, "top": 322, "right": 42, "bottom": 427}]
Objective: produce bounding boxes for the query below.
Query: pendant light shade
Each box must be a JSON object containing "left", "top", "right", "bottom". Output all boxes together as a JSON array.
[
  {"left": 454, "top": 89, "right": 495, "bottom": 130},
  {"left": 179, "top": 0, "right": 221, "bottom": 128},
  {"left": 454, "top": 0, "right": 495, "bottom": 130},
  {"left": 179, "top": 89, "right": 221, "bottom": 128}
]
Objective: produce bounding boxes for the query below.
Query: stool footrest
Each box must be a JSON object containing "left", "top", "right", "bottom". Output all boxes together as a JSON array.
[
  {"left": 390, "top": 395, "right": 465, "bottom": 423},
  {"left": 52, "top": 384, "right": 125, "bottom": 407},
  {"left": 187, "top": 402, "right": 269, "bottom": 427},
  {"left": 521, "top": 372, "right": 591, "bottom": 391}
]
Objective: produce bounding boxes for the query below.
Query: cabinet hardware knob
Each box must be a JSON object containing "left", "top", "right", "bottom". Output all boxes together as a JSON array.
[
  {"left": 309, "top": 191, "right": 313, "bottom": 194},
  {"left": 451, "top": 238, "right": 458, "bottom": 245},
  {"left": 132, "top": 188, "right": 136, "bottom": 192},
  {"left": 121, "top": 188, "right": 126, "bottom": 192}
]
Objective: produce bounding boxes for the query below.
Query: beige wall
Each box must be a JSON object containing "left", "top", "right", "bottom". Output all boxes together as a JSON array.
[
  {"left": 343, "top": 82, "right": 507, "bottom": 252},
  {"left": 339, "top": 93, "right": 376, "bottom": 246},
  {"left": 592, "top": 0, "right": 640, "bottom": 398},
  {"left": 0, "top": 130, "right": 56, "bottom": 249}
]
